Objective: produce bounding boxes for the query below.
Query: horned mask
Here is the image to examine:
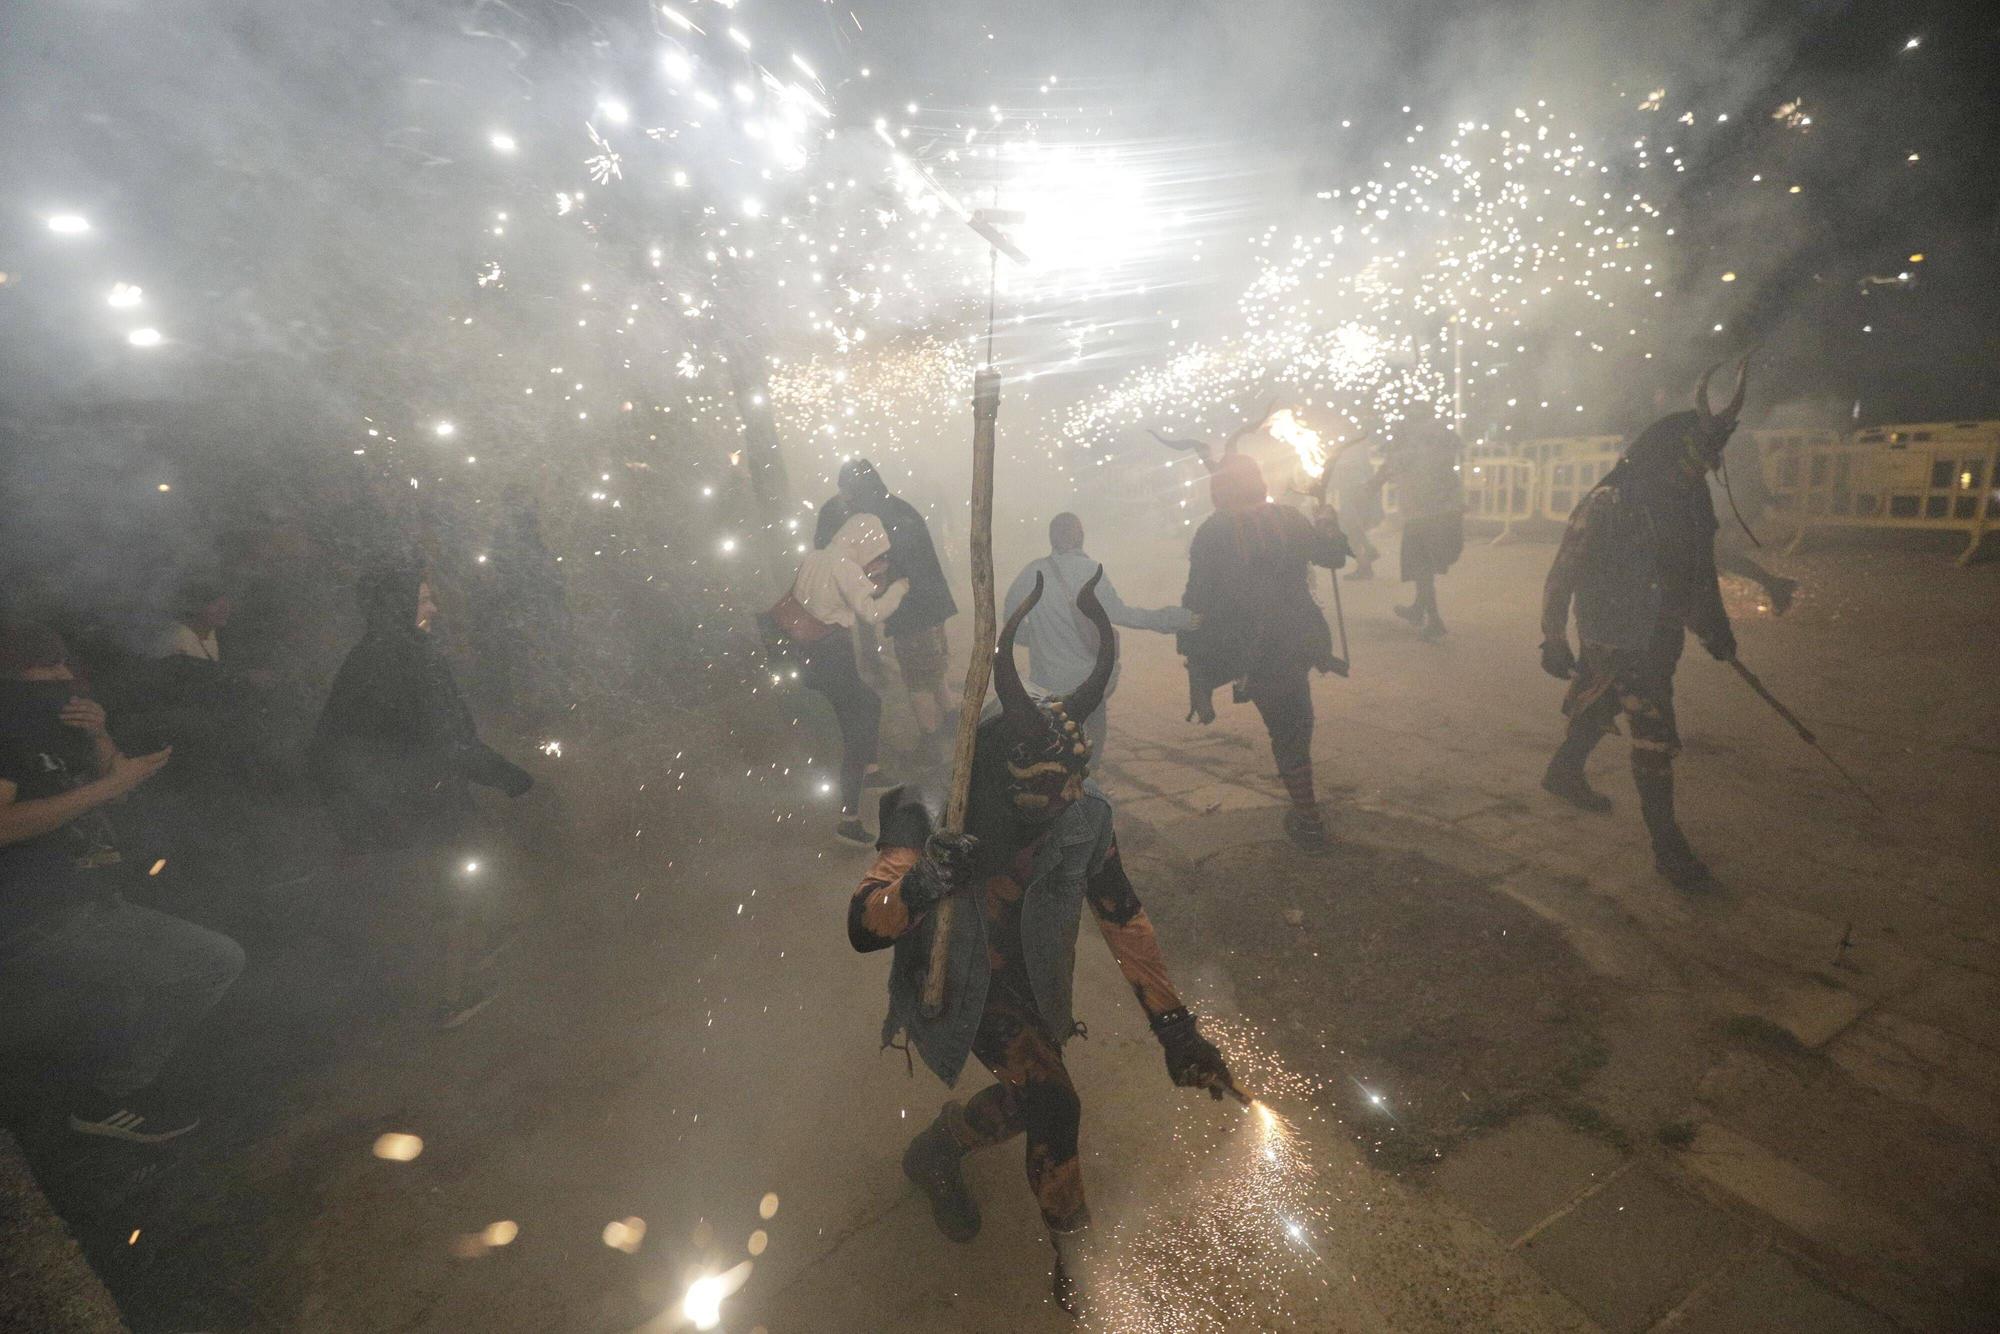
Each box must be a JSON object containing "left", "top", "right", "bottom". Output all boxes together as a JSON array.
[{"left": 992, "top": 566, "right": 1116, "bottom": 821}]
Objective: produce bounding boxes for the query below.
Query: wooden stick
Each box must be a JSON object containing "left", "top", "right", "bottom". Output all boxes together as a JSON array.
[{"left": 921, "top": 367, "right": 1001, "bottom": 1019}]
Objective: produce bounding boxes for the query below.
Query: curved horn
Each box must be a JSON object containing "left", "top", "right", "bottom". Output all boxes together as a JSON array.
[
  {"left": 1149, "top": 427, "right": 1220, "bottom": 474},
  {"left": 1723, "top": 355, "right": 1749, "bottom": 422},
  {"left": 993, "top": 571, "right": 1042, "bottom": 731},
  {"left": 1060, "top": 566, "right": 1118, "bottom": 724},
  {"left": 1694, "top": 362, "right": 1721, "bottom": 426}
]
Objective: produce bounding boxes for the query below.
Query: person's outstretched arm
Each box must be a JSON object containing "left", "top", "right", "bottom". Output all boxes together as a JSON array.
[
  {"left": 1085, "top": 828, "right": 1239, "bottom": 1099},
  {"left": 1095, "top": 571, "right": 1194, "bottom": 635}
]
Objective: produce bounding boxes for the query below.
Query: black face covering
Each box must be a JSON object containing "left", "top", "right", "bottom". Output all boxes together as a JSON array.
[
  {"left": 0, "top": 680, "right": 80, "bottom": 736},
  {"left": 0, "top": 680, "right": 97, "bottom": 777}
]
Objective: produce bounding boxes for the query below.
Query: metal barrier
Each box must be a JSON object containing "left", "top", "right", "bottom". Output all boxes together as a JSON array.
[
  {"left": 1461, "top": 455, "right": 1539, "bottom": 541},
  {"left": 1372, "top": 422, "right": 1996, "bottom": 563},
  {"left": 1764, "top": 429, "right": 2000, "bottom": 565},
  {"left": 1539, "top": 451, "right": 1623, "bottom": 523}
]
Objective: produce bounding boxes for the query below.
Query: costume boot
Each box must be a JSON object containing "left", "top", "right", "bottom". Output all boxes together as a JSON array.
[
  {"left": 1541, "top": 726, "right": 1612, "bottom": 813},
  {"left": 1049, "top": 1220, "right": 1098, "bottom": 1318},
  {"left": 1633, "top": 757, "right": 1711, "bottom": 888},
  {"left": 1279, "top": 764, "right": 1332, "bottom": 854},
  {"left": 901, "top": 1107, "right": 981, "bottom": 1243}
]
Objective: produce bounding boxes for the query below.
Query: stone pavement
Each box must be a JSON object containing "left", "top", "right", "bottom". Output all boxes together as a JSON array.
[{"left": 1072, "top": 530, "right": 2000, "bottom": 1331}]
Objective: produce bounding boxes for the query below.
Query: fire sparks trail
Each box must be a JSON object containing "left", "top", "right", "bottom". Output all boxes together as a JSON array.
[{"left": 1087, "top": 1016, "right": 1336, "bottom": 1332}]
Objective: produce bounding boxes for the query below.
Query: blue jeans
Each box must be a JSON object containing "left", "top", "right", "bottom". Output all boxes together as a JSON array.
[{"left": 0, "top": 894, "right": 244, "bottom": 1095}]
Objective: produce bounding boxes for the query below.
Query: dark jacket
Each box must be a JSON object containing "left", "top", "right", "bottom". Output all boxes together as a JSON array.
[
  {"left": 812, "top": 461, "right": 957, "bottom": 636},
  {"left": 1543, "top": 415, "right": 1730, "bottom": 653},
  {"left": 306, "top": 569, "right": 529, "bottom": 851},
  {"left": 1180, "top": 501, "right": 1347, "bottom": 693},
  {"left": 869, "top": 736, "right": 1114, "bottom": 1086}
]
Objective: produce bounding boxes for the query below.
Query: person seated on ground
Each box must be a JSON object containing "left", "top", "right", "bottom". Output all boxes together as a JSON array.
[
  {"left": 307, "top": 563, "right": 533, "bottom": 1026},
  {"left": 1003, "top": 512, "right": 1195, "bottom": 764},
  {"left": 93, "top": 578, "right": 296, "bottom": 884},
  {"left": 0, "top": 620, "right": 244, "bottom": 1144},
  {"left": 156, "top": 579, "right": 230, "bottom": 663},
  {"left": 790, "top": 513, "right": 911, "bottom": 844}
]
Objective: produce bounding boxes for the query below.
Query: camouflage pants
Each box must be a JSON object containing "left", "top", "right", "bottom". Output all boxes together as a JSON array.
[
  {"left": 942, "top": 990, "right": 1088, "bottom": 1232},
  {"left": 1563, "top": 616, "right": 1686, "bottom": 763}
]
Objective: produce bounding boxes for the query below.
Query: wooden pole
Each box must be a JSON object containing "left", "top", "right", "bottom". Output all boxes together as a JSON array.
[{"left": 920, "top": 366, "right": 1000, "bottom": 1018}]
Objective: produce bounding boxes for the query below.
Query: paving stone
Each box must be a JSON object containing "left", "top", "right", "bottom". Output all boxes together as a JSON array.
[
  {"left": 1677, "top": 1121, "right": 1930, "bottom": 1277},
  {"left": 1666, "top": 1246, "right": 1894, "bottom": 1334},
  {"left": 1431, "top": 1113, "right": 1627, "bottom": 1244},
  {"left": 1519, "top": 1165, "right": 1755, "bottom": 1334},
  {"left": 1827, "top": 1009, "right": 2000, "bottom": 1143}
]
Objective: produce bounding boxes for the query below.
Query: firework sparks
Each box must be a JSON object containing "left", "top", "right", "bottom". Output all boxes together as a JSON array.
[{"left": 1085, "top": 1015, "right": 1333, "bottom": 1331}]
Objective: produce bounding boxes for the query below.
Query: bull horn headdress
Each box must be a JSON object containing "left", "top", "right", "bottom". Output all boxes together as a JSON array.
[
  {"left": 1147, "top": 399, "right": 1277, "bottom": 474},
  {"left": 1695, "top": 356, "right": 1750, "bottom": 431},
  {"left": 993, "top": 566, "right": 1117, "bottom": 734}
]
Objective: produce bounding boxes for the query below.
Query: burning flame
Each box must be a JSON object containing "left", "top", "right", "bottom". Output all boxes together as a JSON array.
[{"left": 1263, "top": 407, "right": 1326, "bottom": 480}]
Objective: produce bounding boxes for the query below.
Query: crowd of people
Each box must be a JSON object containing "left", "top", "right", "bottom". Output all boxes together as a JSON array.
[
  {"left": 1, "top": 556, "right": 535, "bottom": 1149},
  {"left": 3, "top": 370, "right": 1779, "bottom": 1324}
]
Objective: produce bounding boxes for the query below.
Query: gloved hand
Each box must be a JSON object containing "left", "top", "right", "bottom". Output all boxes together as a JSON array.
[
  {"left": 1315, "top": 514, "right": 1352, "bottom": 570},
  {"left": 1152, "top": 1007, "right": 1237, "bottom": 1101},
  {"left": 1703, "top": 627, "right": 1737, "bottom": 662},
  {"left": 1540, "top": 638, "right": 1577, "bottom": 680},
  {"left": 899, "top": 831, "right": 980, "bottom": 916}
]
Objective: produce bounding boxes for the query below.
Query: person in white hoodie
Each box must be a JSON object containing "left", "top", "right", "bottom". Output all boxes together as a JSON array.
[{"left": 792, "top": 513, "right": 909, "bottom": 842}]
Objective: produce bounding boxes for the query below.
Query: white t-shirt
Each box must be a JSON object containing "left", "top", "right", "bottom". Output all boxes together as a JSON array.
[{"left": 161, "top": 623, "right": 220, "bottom": 662}]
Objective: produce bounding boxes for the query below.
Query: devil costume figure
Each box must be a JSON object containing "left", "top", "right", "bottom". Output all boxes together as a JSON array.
[
  {"left": 848, "top": 570, "right": 1237, "bottom": 1316},
  {"left": 1539, "top": 362, "right": 1749, "bottom": 887},
  {"left": 1179, "top": 452, "right": 1350, "bottom": 853}
]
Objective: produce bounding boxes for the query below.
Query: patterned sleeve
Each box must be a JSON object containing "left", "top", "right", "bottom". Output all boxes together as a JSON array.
[
  {"left": 1542, "top": 489, "right": 1605, "bottom": 644},
  {"left": 847, "top": 846, "right": 922, "bottom": 952},
  {"left": 1084, "top": 836, "right": 1184, "bottom": 1021}
]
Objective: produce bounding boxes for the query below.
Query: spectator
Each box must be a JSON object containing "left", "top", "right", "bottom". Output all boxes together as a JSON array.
[
  {"left": 1328, "top": 436, "right": 1383, "bottom": 580},
  {"left": 306, "top": 563, "right": 532, "bottom": 1026},
  {"left": 1002, "top": 512, "right": 1195, "bottom": 762},
  {"left": 792, "top": 514, "right": 910, "bottom": 844},
  {"left": 814, "top": 458, "right": 959, "bottom": 762},
  {"left": 0, "top": 620, "right": 243, "bottom": 1143},
  {"left": 156, "top": 579, "right": 232, "bottom": 663},
  {"left": 1372, "top": 415, "right": 1465, "bottom": 640}
]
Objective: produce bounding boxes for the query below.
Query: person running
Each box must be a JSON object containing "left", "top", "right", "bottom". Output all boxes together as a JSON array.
[
  {"left": 1001, "top": 512, "right": 1195, "bottom": 764},
  {"left": 815, "top": 459, "right": 958, "bottom": 763},
  {"left": 1180, "top": 454, "right": 1351, "bottom": 852},
  {"left": 792, "top": 513, "right": 910, "bottom": 844}
]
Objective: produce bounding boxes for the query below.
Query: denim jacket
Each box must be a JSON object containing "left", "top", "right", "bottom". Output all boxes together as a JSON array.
[{"left": 881, "top": 787, "right": 1114, "bottom": 1086}]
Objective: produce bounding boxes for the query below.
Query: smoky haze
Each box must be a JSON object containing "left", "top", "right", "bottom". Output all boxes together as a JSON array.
[{"left": 2, "top": 0, "right": 1995, "bottom": 636}]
